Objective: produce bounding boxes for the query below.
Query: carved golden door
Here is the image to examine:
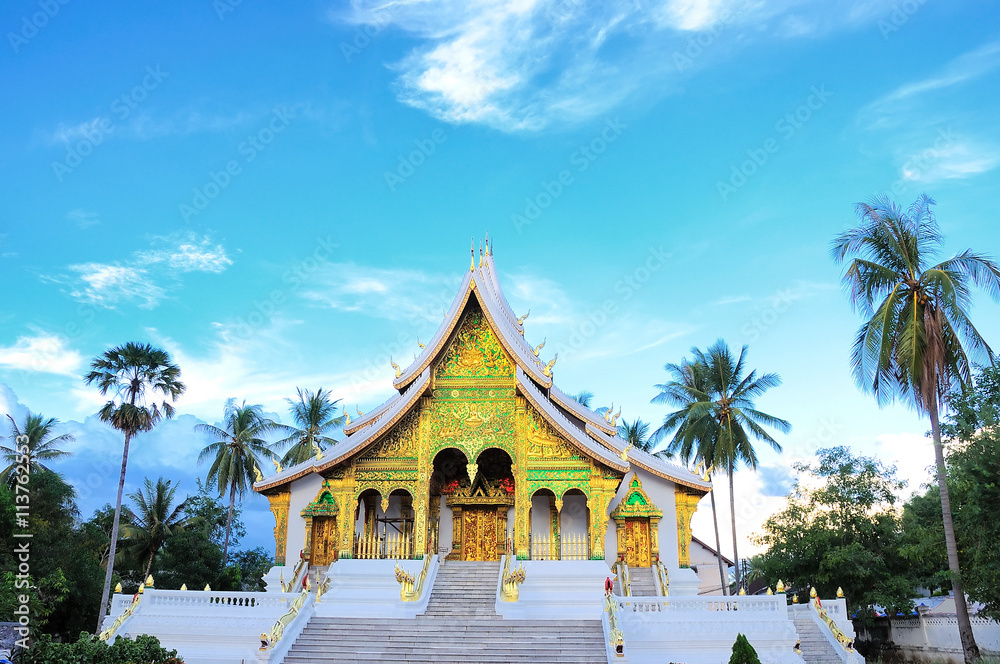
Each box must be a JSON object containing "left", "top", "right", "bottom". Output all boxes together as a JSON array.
[
  {"left": 462, "top": 508, "right": 501, "bottom": 561},
  {"left": 310, "top": 517, "right": 337, "bottom": 567},
  {"left": 623, "top": 518, "right": 652, "bottom": 568}
]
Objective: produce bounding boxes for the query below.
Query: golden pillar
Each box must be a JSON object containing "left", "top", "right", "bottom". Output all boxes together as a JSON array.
[
  {"left": 266, "top": 491, "right": 290, "bottom": 565},
  {"left": 674, "top": 486, "right": 702, "bottom": 567}
]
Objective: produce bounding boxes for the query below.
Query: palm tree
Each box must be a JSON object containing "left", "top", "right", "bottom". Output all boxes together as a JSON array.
[
  {"left": 1, "top": 413, "right": 74, "bottom": 486},
  {"left": 119, "top": 477, "right": 195, "bottom": 581},
  {"left": 651, "top": 358, "right": 728, "bottom": 594},
  {"left": 652, "top": 340, "right": 789, "bottom": 591},
  {"left": 83, "top": 342, "right": 184, "bottom": 634},
  {"left": 572, "top": 390, "right": 595, "bottom": 408},
  {"left": 832, "top": 194, "right": 1000, "bottom": 663},
  {"left": 196, "top": 399, "right": 277, "bottom": 566},
  {"left": 275, "top": 387, "right": 345, "bottom": 467},
  {"left": 617, "top": 418, "right": 674, "bottom": 460}
]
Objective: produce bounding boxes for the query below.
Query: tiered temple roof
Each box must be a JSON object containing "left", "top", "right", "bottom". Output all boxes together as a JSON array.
[{"left": 254, "top": 244, "right": 710, "bottom": 493}]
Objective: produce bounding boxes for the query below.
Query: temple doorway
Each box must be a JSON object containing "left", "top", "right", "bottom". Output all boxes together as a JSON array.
[
  {"left": 435, "top": 447, "right": 514, "bottom": 561},
  {"left": 622, "top": 517, "right": 652, "bottom": 568}
]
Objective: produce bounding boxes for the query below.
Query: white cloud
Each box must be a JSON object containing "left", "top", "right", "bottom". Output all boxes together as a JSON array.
[
  {"left": 338, "top": 0, "right": 898, "bottom": 131},
  {"left": 55, "top": 232, "right": 232, "bottom": 310},
  {"left": 136, "top": 232, "right": 234, "bottom": 273},
  {"left": 69, "top": 263, "right": 166, "bottom": 309},
  {"left": 0, "top": 330, "right": 85, "bottom": 376}
]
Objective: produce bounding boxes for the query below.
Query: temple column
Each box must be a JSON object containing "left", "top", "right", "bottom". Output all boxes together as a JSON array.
[{"left": 266, "top": 491, "right": 290, "bottom": 566}]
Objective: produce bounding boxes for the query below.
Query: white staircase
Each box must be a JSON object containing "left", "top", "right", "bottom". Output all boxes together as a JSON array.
[
  {"left": 792, "top": 611, "right": 845, "bottom": 664},
  {"left": 283, "top": 560, "right": 606, "bottom": 663},
  {"left": 628, "top": 567, "right": 657, "bottom": 596}
]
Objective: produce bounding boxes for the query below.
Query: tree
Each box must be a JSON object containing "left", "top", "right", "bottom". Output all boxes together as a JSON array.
[
  {"left": 729, "top": 633, "right": 761, "bottom": 664},
  {"left": 233, "top": 547, "right": 273, "bottom": 592},
  {"left": 832, "top": 194, "right": 1000, "bottom": 662},
  {"left": 276, "top": 387, "right": 345, "bottom": 467},
  {"left": 196, "top": 399, "right": 276, "bottom": 566},
  {"left": 652, "top": 341, "right": 789, "bottom": 590},
  {"left": 901, "top": 364, "right": 1000, "bottom": 620},
  {"left": 652, "top": 358, "right": 729, "bottom": 594},
  {"left": 753, "top": 447, "right": 913, "bottom": 619},
  {"left": 119, "top": 477, "right": 196, "bottom": 581},
  {"left": 83, "top": 342, "right": 184, "bottom": 633},
  {"left": 1, "top": 412, "right": 74, "bottom": 486},
  {"left": 572, "top": 391, "right": 595, "bottom": 408}
]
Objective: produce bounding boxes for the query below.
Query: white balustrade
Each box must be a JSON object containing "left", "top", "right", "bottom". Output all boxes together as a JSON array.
[{"left": 617, "top": 594, "right": 790, "bottom": 619}]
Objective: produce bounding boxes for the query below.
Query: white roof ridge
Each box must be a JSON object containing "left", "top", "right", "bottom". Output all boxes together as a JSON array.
[
  {"left": 550, "top": 386, "right": 618, "bottom": 435},
  {"left": 584, "top": 423, "right": 711, "bottom": 491}
]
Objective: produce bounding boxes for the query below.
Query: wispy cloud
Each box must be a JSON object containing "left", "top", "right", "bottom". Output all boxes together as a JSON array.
[
  {"left": 0, "top": 330, "right": 84, "bottom": 376},
  {"left": 51, "top": 231, "right": 233, "bottom": 310},
  {"left": 857, "top": 41, "right": 1000, "bottom": 187},
  {"left": 337, "top": 0, "right": 897, "bottom": 132},
  {"left": 66, "top": 209, "right": 100, "bottom": 229}
]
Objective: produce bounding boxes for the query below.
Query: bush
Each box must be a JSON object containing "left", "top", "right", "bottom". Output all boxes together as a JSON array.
[
  {"left": 16, "top": 632, "right": 182, "bottom": 664},
  {"left": 729, "top": 633, "right": 761, "bottom": 664}
]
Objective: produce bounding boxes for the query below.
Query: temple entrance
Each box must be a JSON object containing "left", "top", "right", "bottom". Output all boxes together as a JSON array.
[
  {"left": 461, "top": 507, "right": 504, "bottom": 561},
  {"left": 622, "top": 517, "right": 652, "bottom": 568},
  {"left": 310, "top": 516, "right": 337, "bottom": 566},
  {"left": 434, "top": 447, "right": 514, "bottom": 561}
]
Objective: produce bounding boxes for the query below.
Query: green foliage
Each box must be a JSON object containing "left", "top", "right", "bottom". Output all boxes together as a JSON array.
[
  {"left": 275, "top": 387, "right": 345, "bottom": 466},
  {"left": 753, "top": 447, "right": 914, "bottom": 620},
  {"left": 1, "top": 413, "right": 74, "bottom": 487},
  {"left": 233, "top": 547, "right": 273, "bottom": 592},
  {"left": 16, "top": 632, "right": 181, "bottom": 664},
  {"left": 119, "top": 477, "right": 197, "bottom": 580},
  {"left": 901, "top": 364, "right": 1000, "bottom": 619},
  {"left": 728, "top": 634, "right": 761, "bottom": 664}
]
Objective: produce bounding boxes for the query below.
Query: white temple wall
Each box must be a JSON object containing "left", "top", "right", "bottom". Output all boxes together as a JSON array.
[
  {"left": 603, "top": 469, "right": 680, "bottom": 567},
  {"left": 286, "top": 473, "right": 323, "bottom": 565}
]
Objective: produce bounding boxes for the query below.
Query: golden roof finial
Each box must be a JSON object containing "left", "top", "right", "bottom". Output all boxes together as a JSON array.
[
  {"left": 610, "top": 407, "right": 622, "bottom": 427},
  {"left": 356, "top": 405, "right": 364, "bottom": 417},
  {"left": 532, "top": 338, "right": 546, "bottom": 357},
  {"left": 604, "top": 403, "right": 614, "bottom": 422},
  {"left": 479, "top": 241, "right": 484, "bottom": 267},
  {"left": 470, "top": 239, "right": 475, "bottom": 271},
  {"left": 485, "top": 231, "right": 491, "bottom": 256},
  {"left": 390, "top": 357, "right": 401, "bottom": 378},
  {"left": 517, "top": 310, "right": 530, "bottom": 325},
  {"left": 312, "top": 441, "right": 323, "bottom": 461},
  {"left": 542, "top": 353, "right": 557, "bottom": 377},
  {"left": 417, "top": 338, "right": 426, "bottom": 349},
  {"left": 253, "top": 465, "right": 263, "bottom": 482},
  {"left": 272, "top": 458, "right": 283, "bottom": 474},
  {"left": 620, "top": 442, "right": 633, "bottom": 461},
  {"left": 344, "top": 411, "right": 352, "bottom": 426}
]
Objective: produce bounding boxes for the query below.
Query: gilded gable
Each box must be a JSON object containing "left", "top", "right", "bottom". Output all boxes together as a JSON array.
[{"left": 435, "top": 303, "right": 514, "bottom": 381}]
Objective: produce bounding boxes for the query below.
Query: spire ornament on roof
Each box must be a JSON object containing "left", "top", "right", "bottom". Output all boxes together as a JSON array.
[
  {"left": 542, "top": 353, "right": 557, "bottom": 377},
  {"left": 356, "top": 406, "right": 364, "bottom": 417},
  {"left": 312, "top": 441, "right": 323, "bottom": 461},
  {"left": 516, "top": 310, "right": 530, "bottom": 325},
  {"left": 272, "top": 458, "right": 283, "bottom": 474},
  {"left": 417, "top": 338, "right": 426, "bottom": 349},
  {"left": 479, "top": 241, "right": 484, "bottom": 267},
  {"left": 344, "top": 412, "right": 352, "bottom": 426},
  {"left": 603, "top": 404, "right": 614, "bottom": 423},
  {"left": 253, "top": 465, "right": 263, "bottom": 482},
  {"left": 390, "top": 358, "right": 402, "bottom": 378},
  {"left": 609, "top": 408, "right": 622, "bottom": 427},
  {"left": 532, "top": 338, "right": 546, "bottom": 357},
  {"left": 470, "top": 239, "right": 475, "bottom": 271}
]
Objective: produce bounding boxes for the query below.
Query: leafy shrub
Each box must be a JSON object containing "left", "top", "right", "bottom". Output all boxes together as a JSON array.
[{"left": 16, "top": 632, "right": 181, "bottom": 664}]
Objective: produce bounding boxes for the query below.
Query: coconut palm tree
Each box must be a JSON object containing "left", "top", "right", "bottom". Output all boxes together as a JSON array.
[
  {"left": 651, "top": 358, "right": 728, "bottom": 594},
  {"left": 275, "top": 387, "right": 345, "bottom": 467},
  {"left": 617, "top": 418, "right": 674, "bottom": 460},
  {"left": 1, "top": 413, "right": 74, "bottom": 486},
  {"left": 572, "top": 390, "right": 595, "bottom": 408},
  {"left": 832, "top": 194, "right": 1000, "bottom": 663},
  {"left": 83, "top": 342, "right": 184, "bottom": 633},
  {"left": 197, "top": 399, "right": 278, "bottom": 566},
  {"left": 652, "top": 341, "right": 789, "bottom": 591},
  {"left": 119, "top": 477, "right": 195, "bottom": 581}
]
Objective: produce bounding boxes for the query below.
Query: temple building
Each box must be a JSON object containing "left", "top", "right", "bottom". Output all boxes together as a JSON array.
[{"left": 253, "top": 243, "right": 712, "bottom": 574}]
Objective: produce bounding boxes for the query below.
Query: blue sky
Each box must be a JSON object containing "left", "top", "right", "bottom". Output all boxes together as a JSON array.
[{"left": 2, "top": 0, "right": 999, "bottom": 559}]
